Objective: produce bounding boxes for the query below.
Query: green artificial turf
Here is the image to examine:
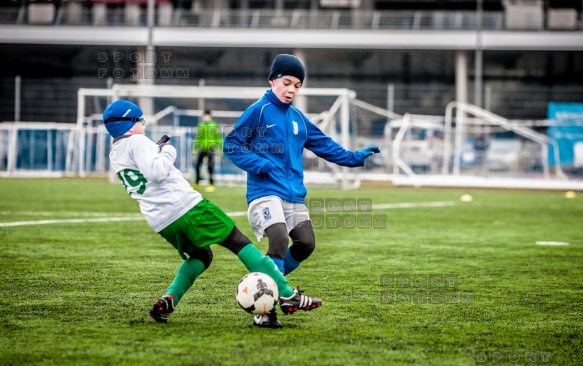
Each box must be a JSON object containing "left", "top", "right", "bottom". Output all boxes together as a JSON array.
[{"left": 0, "top": 178, "right": 581, "bottom": 365}]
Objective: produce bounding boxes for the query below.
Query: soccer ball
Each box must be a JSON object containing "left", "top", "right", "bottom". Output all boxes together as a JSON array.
[{"left": 236, "top": 272, "right": 279, "bottom": 315}]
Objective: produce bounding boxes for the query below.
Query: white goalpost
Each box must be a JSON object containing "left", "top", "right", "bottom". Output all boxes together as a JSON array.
[{"left": 75, "top": 83, "right": 358, "bottom": 189}]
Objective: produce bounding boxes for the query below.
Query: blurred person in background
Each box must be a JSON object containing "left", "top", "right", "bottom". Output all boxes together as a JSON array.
[{"left": 192, "top": 110, "right": 223, "bottom": 192}]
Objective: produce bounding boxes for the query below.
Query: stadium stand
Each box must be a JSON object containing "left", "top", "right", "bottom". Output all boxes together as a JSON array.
[{"left": 0, "top": 0, "right": 581, "bottom": 188}]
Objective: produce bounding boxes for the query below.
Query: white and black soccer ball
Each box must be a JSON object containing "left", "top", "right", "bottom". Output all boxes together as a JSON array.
[{"left": 236, "top": 272, "right": 279, "bottom": 315}]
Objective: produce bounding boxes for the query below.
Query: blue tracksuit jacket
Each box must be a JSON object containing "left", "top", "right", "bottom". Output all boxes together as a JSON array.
[{"left": 224, "top": 89, "right": 368, "bottom": 204}]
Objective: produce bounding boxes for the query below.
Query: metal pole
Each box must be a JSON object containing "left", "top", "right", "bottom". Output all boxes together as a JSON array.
[
  {"left": 106, "top": 77, "right": 113, "bottom": 105},
  {"left": 147, "top": 0, "right": 155, "bottom": 44},
  {"left": 387, "top": 83, "right": 394, "bottom": 113},
  {"left": 15, "top": 75, "right": 21, "bottom": 122},
  {"left": 77, "top": 89, "right": 86, "bottom": 176},
  {"left": 341, "top": 91, "right": 350, "bottom": 190},
  {"left": 47, "top": 129, "right": 53, "bottom": 172},
  {"left": 199, "top": 78, "right": 206, "bottom": 113},
  {"left": 141, "top": 0, "right": 156, "bottom": 115},
  {"left": 7, "top": 125, "right": 17, "bottom": 174},
  {"left": 294, "top": 49, "right": 308, "bottom": 113},
  {"left": 474, "top": 0, "right": 483, "bottom": 108},
  {"left": 454, "top": 52, "right": 468, "bottom": 175},
  {"left": 484, "top": 83, "right": 491, "bottom": 111}
]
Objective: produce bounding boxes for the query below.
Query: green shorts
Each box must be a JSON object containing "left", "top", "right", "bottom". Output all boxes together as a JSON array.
[{"left": 159, "top": 198, "right": 235, "bottom": 260}]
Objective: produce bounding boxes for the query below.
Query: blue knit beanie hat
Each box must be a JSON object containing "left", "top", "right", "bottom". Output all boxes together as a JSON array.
[
  {"left": 103, "top": 100, "right": 143, "bottom": 138},
  {"left": 268, "top": 54, "right": 305, "bottom": 83}
]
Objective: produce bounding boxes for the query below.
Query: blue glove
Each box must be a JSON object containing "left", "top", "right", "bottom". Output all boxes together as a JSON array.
[{"left": 361, "top": 146, "right": 380, "bottom": 157}]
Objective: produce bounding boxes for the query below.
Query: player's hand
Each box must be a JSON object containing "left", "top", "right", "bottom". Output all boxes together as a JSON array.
[
  {"left": 157, "top": 135, "right": 171, "bottom": 152},
  {"left": 211, "top": 146, "right": 223, "bottom": 158},
  {"left": 361, "top": 146, "right": 380, "bottom": 157},
  {"left": 260, "top": 161, "right": 275, "bottom": 175}
]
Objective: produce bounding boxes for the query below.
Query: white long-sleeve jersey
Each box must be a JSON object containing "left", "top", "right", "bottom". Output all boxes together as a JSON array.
[{"left": 109, "top": 134, "right": 203, "bottom": 232}]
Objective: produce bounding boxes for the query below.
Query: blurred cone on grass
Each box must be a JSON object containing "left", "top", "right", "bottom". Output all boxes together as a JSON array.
[{"left": 565, "top": 191, "right": 576, "bottom": 199}]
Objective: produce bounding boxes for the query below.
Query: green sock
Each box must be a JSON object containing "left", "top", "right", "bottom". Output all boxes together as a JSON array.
[
  {"left": 237, "top": 244, "right": 294, "bottom": 298},
  {"left": 165, "top": 257, "right": 206, "bottom": 306}
]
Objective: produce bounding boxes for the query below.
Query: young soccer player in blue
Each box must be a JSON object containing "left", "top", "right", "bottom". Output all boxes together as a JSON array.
[
  {"left": 104, "top": 99, "right": 321, "bottom": 324},
  {"left": 223, "top": 54, "right": 380, "bottom": 328}
]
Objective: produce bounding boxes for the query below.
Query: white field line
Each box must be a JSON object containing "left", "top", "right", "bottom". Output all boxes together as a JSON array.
[
  {"left": 536, "top": 241, "right": 569, "bottom": 246},
  {"left": 311, "top": 201, "right": 457, "bottom": 212},
  {"left": 0, "top": 201, "right": 457, "bottom": 227},
  {"left": 373, "top": 201, "right": 457, "bottom": 210},
  {"left": 0, "top": 216, "right": 145, "bottom": 227},
  {"left": 0, "top": 211, "right": 142, "bottom": 217}
]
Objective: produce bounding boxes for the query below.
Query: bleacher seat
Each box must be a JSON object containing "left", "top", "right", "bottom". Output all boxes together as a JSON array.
[
  {"left": 503, "top": 0, "right": 544, "bottom": 30},
  {"left": 124, "top": 2, "right": 141, "bottom": 26},
  {"left": 92, "top": 3, "right": 107, "bottom": 26},
  {"left": 27, "top": 3, "right": 56, "bottom": 25},
  {"left": 547, "top": 8, "right": 578, "bottom": 30},
  {"left": 158, "top": 2, "right": 173, "bottom": 27},
  {"left": 64, "top": 2, "right": 83, "bottom": 25}
]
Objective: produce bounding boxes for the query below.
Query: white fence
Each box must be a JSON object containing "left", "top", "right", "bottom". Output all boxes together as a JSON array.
[{"left": 1, "top": 84, "right": 582, "bottom": 191}]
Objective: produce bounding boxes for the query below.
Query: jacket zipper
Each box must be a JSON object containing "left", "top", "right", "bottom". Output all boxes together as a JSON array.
[{"left": 284, "top": 110, "right": 294, "bottom": 200}]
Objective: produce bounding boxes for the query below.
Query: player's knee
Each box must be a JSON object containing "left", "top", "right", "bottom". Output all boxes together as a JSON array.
[
  {"left": 202, "top": 249, "right": 213, "bottom": 269},
  {"left": 297, "top": 234, "right": 316, "bottom": 257},
  {"left": 219, "top": 226, "right": 252, "bottom": 255},
  {"left": 188, "top": 247, "right": 213, "bottom": 269},
  {"left": 289, "top": 221, "right": 316, "bottom": 261},
  {"left": 265, "top": 223, "right": 288, "bottom": 259}
]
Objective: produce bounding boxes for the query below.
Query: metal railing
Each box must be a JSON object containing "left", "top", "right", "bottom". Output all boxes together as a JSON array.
[
  {"left": 0, "top": 7, "right": 518, "bottom": 31},
  {"left": 3, "top": 76, "right": 583, "bottom": 124}
]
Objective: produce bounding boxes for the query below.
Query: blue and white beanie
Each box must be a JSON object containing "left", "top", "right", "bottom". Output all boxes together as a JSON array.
[
  {"left": 268, "top": 54, "right": 305, "bottom": 83},
  {"left": 103, "top": 100, "right": 143, "bottom": 138}
]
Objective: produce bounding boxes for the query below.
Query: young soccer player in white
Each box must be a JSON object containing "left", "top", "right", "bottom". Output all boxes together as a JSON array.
[{"left": 104, "top": 99, "right": 321, "bottom": 324}]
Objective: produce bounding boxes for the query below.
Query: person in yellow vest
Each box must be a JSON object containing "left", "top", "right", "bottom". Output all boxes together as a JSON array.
[{"left": 192, "top": 110, "right": 223, "bottom": 192}]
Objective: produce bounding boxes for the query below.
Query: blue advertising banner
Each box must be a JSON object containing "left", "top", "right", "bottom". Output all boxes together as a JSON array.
[{"left": 547, "top": 102, "right": 583, "bottom": 167}]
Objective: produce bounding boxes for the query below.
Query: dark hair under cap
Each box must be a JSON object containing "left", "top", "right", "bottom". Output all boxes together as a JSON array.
[{"left": 268, "top": 54, "right": 305, "bottom": 83}]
